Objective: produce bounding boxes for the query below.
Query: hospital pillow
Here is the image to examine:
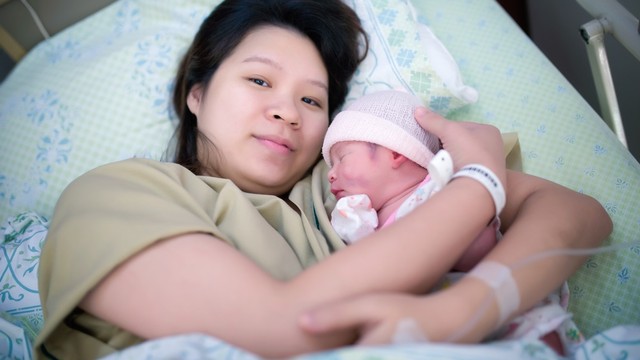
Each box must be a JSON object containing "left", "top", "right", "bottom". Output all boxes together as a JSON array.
[
  {"left": 0, "top": 0, "right": 476, "bottom": 225},
  {"left": 344, "top": 0, "right": 478, "bottom": 111}
]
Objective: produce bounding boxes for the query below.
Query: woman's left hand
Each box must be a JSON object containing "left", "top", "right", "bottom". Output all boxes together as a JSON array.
[
  {"left": 299, "top": 293, "right": 428, "bottom": 345},
  {"left": 298, "top": 291, "right": 478, "bottom": 345},
  {"left": 298, "top": 277, "right": 496, "bottom": 346},
  {"left": 414, "top": 108, "right": 506, "bottom": 187}
]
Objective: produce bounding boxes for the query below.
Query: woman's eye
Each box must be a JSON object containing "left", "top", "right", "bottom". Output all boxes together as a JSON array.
[
  {"left": 250, "top": 78, "right": 268, "bottom": 87},
  {"left": 302, "top": 97, "right": 321, "bottom": 108}
]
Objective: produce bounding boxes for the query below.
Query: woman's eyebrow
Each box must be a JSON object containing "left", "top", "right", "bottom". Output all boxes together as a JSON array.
[
  {"left": 242, "top": 55, "right": 328, "bottom": 92},
  {"left": 309, "top": 79, "right": 328, "bottom": 92},
  {"left": 243, "top": 55, "right": 282, "bottom": 70}
]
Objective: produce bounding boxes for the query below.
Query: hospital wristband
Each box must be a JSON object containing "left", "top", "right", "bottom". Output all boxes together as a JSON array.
[
  {"left": 468, "top": 261, "right": 520, "bottom": 327},
  {"left": 452, "top": 164, "right": 505, "bottom": 216}
]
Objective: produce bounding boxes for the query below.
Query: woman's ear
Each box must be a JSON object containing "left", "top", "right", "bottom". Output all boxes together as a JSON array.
[{"left": 186, "top": 84, "right": 204, "bottom": 116}]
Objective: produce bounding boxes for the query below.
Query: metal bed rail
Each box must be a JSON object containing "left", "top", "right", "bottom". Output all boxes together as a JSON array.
[{"left": 577, "top": 0, "right": 640, "bottom": 148}]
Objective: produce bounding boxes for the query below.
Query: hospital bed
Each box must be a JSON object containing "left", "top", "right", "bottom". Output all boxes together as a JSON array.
[{"left": 1, "top": 0, "right": 639, "bottom": 359}]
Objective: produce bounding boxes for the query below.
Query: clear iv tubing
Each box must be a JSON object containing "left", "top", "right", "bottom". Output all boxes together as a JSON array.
[{"left": 442, "top": 240, "right": 640, "bottom": 343}]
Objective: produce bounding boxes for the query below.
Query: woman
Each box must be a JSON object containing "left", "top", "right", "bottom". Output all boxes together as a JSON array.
[{"left": 35, "top": 0, "right": 612, "bottom": 359}]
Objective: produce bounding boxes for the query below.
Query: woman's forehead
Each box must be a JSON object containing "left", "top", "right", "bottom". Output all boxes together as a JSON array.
[{"left": 228, "top": 26, "right": 327, "bottom": 79}]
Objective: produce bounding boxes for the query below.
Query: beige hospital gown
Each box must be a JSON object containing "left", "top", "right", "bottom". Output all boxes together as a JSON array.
[{"left": 35, "top": 158, "right": 344, "bottom": 359}]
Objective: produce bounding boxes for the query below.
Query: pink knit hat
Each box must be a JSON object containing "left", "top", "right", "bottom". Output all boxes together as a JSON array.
[{"left": 322, "top": 90, "right": 440, "bottom": 168}]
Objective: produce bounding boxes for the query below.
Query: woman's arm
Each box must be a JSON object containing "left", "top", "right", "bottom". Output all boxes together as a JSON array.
[
  {"left": 298, "top": 169, "right": 613, "bottom": 345},
  {"left": 487, "top": 169, "right": 612, "bottom": 316},
  {"left": 80, "top": 111, "right": 509, "bottom": 358},
  {"left": 80, "top": 175, "right": 497, "bottom": 358},
  {"left": 80, "top": 110, "right": 612, "bottom": 358}
]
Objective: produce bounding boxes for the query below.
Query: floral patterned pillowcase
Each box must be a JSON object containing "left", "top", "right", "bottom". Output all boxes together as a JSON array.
[
  {"left": 343, "top": 0, "right": 478, "bottom": 113},
  {"left": 0, "top": 212, "right": 47, "bottom": 356},
  {"left": 0, "top": 0, "right": 474, "bottom": 226}
]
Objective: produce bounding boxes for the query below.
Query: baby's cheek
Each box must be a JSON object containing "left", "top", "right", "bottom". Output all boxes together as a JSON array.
[{"left": 342, "top": 173, "right": 365, "bottom": 188}]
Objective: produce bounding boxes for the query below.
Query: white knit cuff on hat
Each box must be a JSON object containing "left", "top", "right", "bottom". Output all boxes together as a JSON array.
[
  {"left": 323, "top": 111, "right": 435, "bottom": 168},
  {"left": 322, "top": 90, "right": 440, "bottom": 169}
]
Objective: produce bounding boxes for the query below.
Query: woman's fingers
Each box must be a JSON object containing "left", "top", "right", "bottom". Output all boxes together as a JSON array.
[
  {"left": 414, "top": 106, "right": 448, "bottom": 138},
  {"left": 298, "top": 297, "right": 374, "bottom": 335},
  {"left": 414, "top": 107, "right": 506, "bottom": 184},
  {"left": 299, "top": 294, "right": 429, "bottom": 345}
]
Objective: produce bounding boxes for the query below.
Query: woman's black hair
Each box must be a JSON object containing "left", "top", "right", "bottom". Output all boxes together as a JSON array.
[{"left": 172, "top": 0, "right": 368, "bottom": 175}]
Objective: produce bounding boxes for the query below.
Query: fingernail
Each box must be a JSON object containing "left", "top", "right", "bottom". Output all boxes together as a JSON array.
[{"left": 415, "top": 107, "right": 427, "bottom": 117}]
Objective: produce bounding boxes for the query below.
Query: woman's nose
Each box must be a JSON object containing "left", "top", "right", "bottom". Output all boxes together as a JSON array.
[
  {"left": 272, "top": 114, "right": 299, "bottom": 127},
  {"left": 270, "top": 100, "right": 300, "bottom": 128}
]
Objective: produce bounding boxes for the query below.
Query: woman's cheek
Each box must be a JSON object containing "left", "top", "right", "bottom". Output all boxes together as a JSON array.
[{"left": 308, "top": 126, "right": 327, "bottom": 157}]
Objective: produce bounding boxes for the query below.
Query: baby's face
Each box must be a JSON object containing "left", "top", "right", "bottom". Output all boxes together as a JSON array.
[{"left": 327, "top": 141, "right": 393, "bottom": 204}]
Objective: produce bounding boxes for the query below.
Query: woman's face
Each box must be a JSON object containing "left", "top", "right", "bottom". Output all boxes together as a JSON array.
[{"left": 187, "top": 25, "right": 329, "bottom": 195}]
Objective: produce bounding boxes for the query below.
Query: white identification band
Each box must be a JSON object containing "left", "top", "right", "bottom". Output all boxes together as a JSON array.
[
  {"left": 468, "top": 261, "right": 520, "bottom": 327},
  {"left": 452, "top": 164, "right": 505, "bottom": 216}
]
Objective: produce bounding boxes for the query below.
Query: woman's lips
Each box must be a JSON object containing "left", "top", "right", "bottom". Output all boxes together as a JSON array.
[{"left": 255, "top": 135, "right": 294, "bottom": 154}]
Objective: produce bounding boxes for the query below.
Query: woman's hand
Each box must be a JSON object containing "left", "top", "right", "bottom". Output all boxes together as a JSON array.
[
  {"left": 299, "top": 293, "right": 433, "bottom": 345},
  {"left": 415, "top": 108, "right": 506, "bottom": 186},
  {"left": 299, "top": 278, "right": 494, "bottom": 346}
]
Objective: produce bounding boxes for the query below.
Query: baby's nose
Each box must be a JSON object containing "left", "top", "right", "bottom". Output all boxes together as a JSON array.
[{"left": 328, "top": 168, "right": 337, "bottom": 182}]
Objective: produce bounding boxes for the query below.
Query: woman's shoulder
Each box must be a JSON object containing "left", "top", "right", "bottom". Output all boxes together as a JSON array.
[
  {"left": 71, "top": 158, "right": 199, "bottom": 187},
  {"left": 87, "top": 157, "right": 189, "bottom": 176},
  {"left": 56, "top": 158, "right": 202, "bottom": 205}
]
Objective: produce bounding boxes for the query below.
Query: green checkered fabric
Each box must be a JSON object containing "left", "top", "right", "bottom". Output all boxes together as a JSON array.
[{"left": 412, "top": 0, "right": 640, "bottom": 338}]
